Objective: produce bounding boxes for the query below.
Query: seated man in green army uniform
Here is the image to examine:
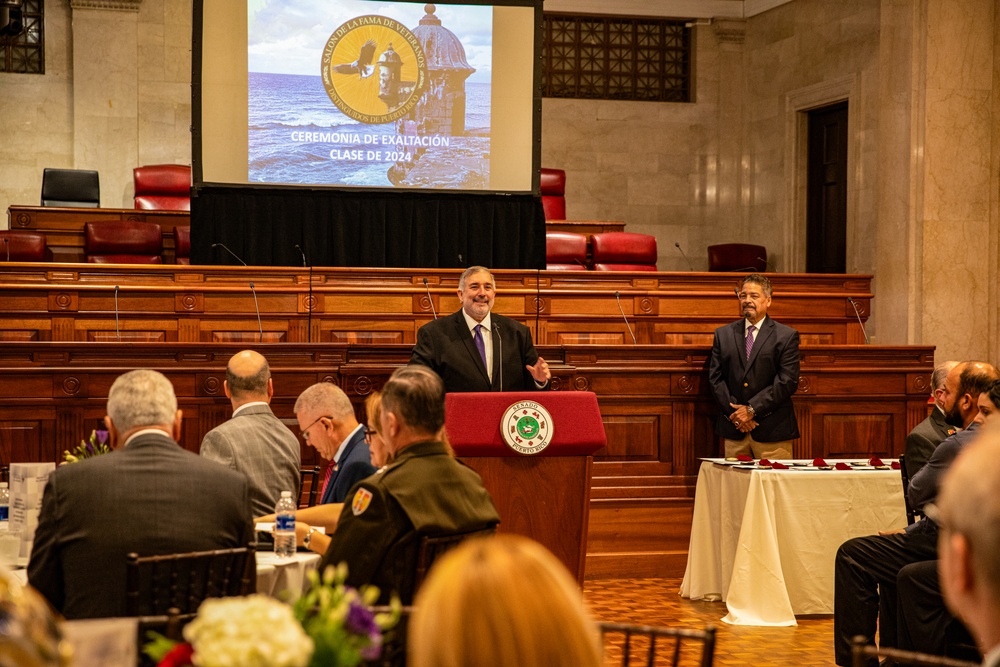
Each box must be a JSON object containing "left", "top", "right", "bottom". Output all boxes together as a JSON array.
[{"left": 319, "top": 364, "right": 500, "bottom": 604}]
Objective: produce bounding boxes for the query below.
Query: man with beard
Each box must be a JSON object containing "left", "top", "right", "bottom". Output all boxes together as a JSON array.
[
  {"left": 410, "top": 265, "right": 550, "bottom": 393},
  {"left": 833, "top": 361, "right": 1000, "bottom": 666},
  {"left": 708, "top": 273, "right": 800, "bottom": 459},
  {"left": 904, "top": 360, "right": 959, "bottom": 478}
]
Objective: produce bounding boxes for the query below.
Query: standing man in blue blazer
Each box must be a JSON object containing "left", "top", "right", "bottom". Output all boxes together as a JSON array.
[
  {"left": 708, "top": 273, "right": 800, "bottom": 459},
  {"left": 294, "top": 382, "right": 376, "bottom": 504}
]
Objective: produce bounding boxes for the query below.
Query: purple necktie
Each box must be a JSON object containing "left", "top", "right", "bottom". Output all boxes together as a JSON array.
[
  {"left": 745, "top": 324, "right": 756, "bottom": 360},
  {"left": 474, "top": 324, "right": 488, "bottom": 369}
]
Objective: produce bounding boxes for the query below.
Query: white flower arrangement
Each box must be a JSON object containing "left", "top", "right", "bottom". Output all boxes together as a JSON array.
[{"left": 183, "top": 595, "right": 313, "bottom": 667}]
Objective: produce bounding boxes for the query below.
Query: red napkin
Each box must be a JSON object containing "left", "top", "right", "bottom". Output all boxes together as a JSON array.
[
  {"left": 891, "top": 460, "right": 901, "bottom": 470},
  {"left": 835, "top": 462, "right": 852, "bottom": 470},
  {"left": 737, "top": 455, "right": 754, "bottom": 462},
  {"left": 771, "top": 461, "right": 789, "bottom": 469},
  {"left": 758, "top": 458, "right": 772, "bottom": 467},
  {"left": 812, "top": 457, "right": 829, "bottom": 467},
  {"left": 868, "top": 457, "right": 886, "bottom": 467}
]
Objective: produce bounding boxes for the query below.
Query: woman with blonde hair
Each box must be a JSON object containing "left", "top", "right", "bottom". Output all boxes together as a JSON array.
[{"left": 409, "top": 534, "right": 603, "bottom": 667}]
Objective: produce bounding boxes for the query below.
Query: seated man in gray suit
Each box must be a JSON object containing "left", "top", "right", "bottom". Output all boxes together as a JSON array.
[
  {"left": 294, "top": 382, "right": 376, "bottom": 504},
  {"left": 200, "top": 350, "right": 301, "bottom": 519},
  {"left": 28, "top": 369, "right": 253, "bottom": 619}
]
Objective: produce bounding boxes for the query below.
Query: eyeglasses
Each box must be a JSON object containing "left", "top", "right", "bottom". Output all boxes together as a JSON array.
[
  {"left": 300, "top": 415, "right": 331, "bottom": 441},
  {"left": 364, "top": 425, "right": 378, "bottom": 444}
]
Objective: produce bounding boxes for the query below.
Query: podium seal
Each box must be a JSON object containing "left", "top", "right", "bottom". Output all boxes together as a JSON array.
[{"left": 501, "top": 401, "right": 553, "bottom": 455}]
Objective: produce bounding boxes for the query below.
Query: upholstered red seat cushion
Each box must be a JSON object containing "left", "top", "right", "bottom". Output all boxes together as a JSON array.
[
  {"left": 0, "top": 231, "right": 47, "bottom": 262},
  {"left": 134, "top": 165, "right": 191, "bottom": 211},
  {"left": 707, "top": 243, "right": 767, "bottom": 272},
  {"left": 540, "top": 168, "right": 566, "bottom": 220},
  {"left": 591, "top": 232, "right": 657, "bottom": 271},
  {"left": 546, "top": 231, "right": 588, "bottom": 270},
  {"left": 174, "top": 226, "right": 191, "bottom": 265},
  {"left": 85, "top": 221, "right": 163, "bottom": 264}
]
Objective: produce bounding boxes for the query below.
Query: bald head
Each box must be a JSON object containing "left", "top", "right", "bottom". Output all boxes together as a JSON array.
[
  {"left": 225, "top": 350, "right": 272, "bottom": 407},
  {"left": 941, "top": 361, "right": 1000, "bottom": 429}
]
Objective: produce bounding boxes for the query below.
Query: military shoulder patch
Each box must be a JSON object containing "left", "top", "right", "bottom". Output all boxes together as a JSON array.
[{"left": 352, "top": 487, "right": 373, "bottom": 516}]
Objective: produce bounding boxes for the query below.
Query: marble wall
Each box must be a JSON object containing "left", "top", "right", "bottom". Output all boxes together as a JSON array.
[{"left": 2, "top": 0, "right": 999, "bottom": 362}]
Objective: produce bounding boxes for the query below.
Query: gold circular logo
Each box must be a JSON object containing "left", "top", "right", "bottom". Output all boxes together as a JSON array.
[{"left": 320, "top": 16, "right": 428, "bottom": 125}]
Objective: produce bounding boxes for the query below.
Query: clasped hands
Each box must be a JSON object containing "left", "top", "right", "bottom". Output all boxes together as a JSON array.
[{"left": 728, "top": 402, "right": 758, "bottom": 433}]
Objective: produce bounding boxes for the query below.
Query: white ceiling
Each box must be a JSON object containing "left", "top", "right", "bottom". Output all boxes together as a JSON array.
[{"left": 542, "top": 0, "right": 793, "bottom": 19}]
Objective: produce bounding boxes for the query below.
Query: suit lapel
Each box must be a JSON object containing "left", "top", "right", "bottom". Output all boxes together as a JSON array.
[{"left": 744, "top": 318, "right": 774, "bottom": 374}]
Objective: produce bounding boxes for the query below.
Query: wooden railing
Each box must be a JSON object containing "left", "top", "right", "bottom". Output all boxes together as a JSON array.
[{"left": 0, "top": 263, "right": 874, "bottom": 345}]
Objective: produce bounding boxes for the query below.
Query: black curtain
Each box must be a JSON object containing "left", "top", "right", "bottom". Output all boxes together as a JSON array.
[{"left": 189, "top": 186, "right": 545, "bottom": 269}]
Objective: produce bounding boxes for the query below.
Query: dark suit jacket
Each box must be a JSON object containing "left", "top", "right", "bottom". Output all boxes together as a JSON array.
[
  {"left": 907, "top": 422, "right": 980, "bottom": 533},
  {"left": 200, "top": 403, "right": 301, "bottom": 519},
  {"left": 708, "top": 316, "right": 801, "bottom": 442},
  {"left": 320, "top": 426, "right": 376, "bottom": 505},
  {"left": 410, "top": 310, "right": 547, "bottom": 393},
  {"left": 902, "top": 407, "right": 955, "bottom": 479},
  {"left": 28, "top": 433, "right": 254, "bottom": 619}
]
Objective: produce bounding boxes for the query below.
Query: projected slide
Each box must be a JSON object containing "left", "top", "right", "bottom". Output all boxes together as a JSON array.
[{"left": 248, "top": 1, "right": 493, "bottom": 189}]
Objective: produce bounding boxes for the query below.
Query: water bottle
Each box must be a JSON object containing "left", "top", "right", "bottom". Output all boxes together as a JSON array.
[
  {"left": 0, "top": 482, "right": 8, "bottom": 522},
  {"left": 274, "top": 490, "right": 296, "bottom": 558}
]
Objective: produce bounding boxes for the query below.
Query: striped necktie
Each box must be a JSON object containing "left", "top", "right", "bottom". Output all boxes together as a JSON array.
[{"left": 745, "top": 324, "right": 756, "bottom": 360}]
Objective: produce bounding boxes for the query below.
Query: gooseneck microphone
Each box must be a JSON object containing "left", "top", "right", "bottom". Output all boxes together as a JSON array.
[
  {"left": 675, "top": 242, "right": 694, "bottom": 271},
  {"left": 615, "top": 291, "right": 637, "bottom": 344},
  {"left": 423, "top": 277, "right": 438, "bottom": 320},
  {"left": 212, "top": 243, "right": 247, "bottom": 266},
  {"left": 847, "top": 297, "right": 871, "bottom": 345},
  {"left": 114, "top": 285, "right": 121, "bottom": 342},
  {"left": 250, "top": 282, "right": 263, "bottom": 343},
  {"left": 294, "top": 244, "right": 307, "bottom": 268}
]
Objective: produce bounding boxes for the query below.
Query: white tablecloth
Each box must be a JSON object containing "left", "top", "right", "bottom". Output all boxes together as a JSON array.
[
  {"left": 255, "top": 551, "right": 321, "bottom": 601},
  {"left": 679, "top": 459, "right": 906, "bottom": 626}
]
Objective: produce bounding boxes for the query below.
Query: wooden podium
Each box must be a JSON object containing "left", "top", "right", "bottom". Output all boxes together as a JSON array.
[{"left": 444, "top": 391, "right": 606, "bottom": 583}]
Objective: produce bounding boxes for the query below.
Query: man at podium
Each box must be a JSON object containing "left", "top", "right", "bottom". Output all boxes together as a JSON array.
[{"left": 411, "top": 266, "right": 551, "bottom": 392}]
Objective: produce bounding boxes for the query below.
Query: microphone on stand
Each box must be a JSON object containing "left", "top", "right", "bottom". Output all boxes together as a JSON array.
[
  {"left": 615, "top": 291, "right": 637, "bottom": 344},
  {"left": 423, "top": 277, "right": 438, "bottom": 320},
  {"left": 295, "top": 245, "right": 313, "bottom": 343},
  {"left": 756, "top": 257, "right": 775, "bottom": 272},
  {"left": 675, "top": 242, "right": 694, "bottom": 271},
  {"left": 211, "top": 243, "right": 247, "bottom": 266},
  {"left": 114, "top": 285, "right": 121, "bottom": 342},
  {"left": 250, "top": 282, "right": 263, "bottom": 343},
  {"left": 847, "top": 297, "right": 871, "bottom": 345}
]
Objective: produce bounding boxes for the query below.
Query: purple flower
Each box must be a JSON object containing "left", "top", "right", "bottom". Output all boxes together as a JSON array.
[
  {"left": 345, "top": 600, "right": 378, "bottom": 637},
  {"left": 96, "top": 430, "right": 109, "bottom": 445},
  {"left": 85, "top": 439, "right": 94, "bottom": 454}
]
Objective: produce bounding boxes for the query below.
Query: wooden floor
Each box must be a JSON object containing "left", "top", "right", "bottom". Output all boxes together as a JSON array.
[{"left": 584, "top": 577, "right": 836, "bottom": 666}]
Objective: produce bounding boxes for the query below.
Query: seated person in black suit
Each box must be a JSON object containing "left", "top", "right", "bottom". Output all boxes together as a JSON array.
[
  {"left": 904, "top": 360, "right": 959, "bottom": 478},
  {"left": 410, "top": 265, "right": 550, "bottom": 392},
  {"left": 28, "top": 369, "right": 253, "bottom": 619}
]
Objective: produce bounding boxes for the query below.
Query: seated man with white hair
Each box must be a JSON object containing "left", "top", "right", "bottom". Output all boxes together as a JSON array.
[{"left": 28, "top": 369, "right": 254, "bottom": 619}]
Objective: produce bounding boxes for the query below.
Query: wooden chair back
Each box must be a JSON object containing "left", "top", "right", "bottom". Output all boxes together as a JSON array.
[
  {"left": 599, "top": 621, "right": 716, "bottom": 667},
  {"left": 850, "top": 636, "right": 980, "bottom": 667},
  {"left": 125, "top": 545, "right": 256, "bottom": 623},
  {"left": 899, "top": 454, "right": 924, "bottom": 525},
  {"left": 414, "top": 526, "right": 497, "bottom": 592},
  {"left": 300, "top": 465, "right": 322, "bottom": 507}
]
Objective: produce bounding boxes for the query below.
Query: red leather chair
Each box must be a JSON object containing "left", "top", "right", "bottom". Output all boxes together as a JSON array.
[
  {"left": 540, "top": 168, "right": 566, "bottom": 220},
  {"left": 707, "top": 243, "right": 767, "bottom": 272},
  {"left": 546, "top": 231, "right": 589, "bottom": 270},
  {"left": 591, "top": 232, "right": 658, "bottom": 271},
  {"left": 0, "top": 230, "right": 47, "bottom": 262},
  {"left": 85, "top": 221, "right": 163, "bottom": 264},
  {"left": 133, "top": 165, "right": 191, "bottom": 211},
  {"left": 174, "top": 226, "right": 191, "bottom": 265}
]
